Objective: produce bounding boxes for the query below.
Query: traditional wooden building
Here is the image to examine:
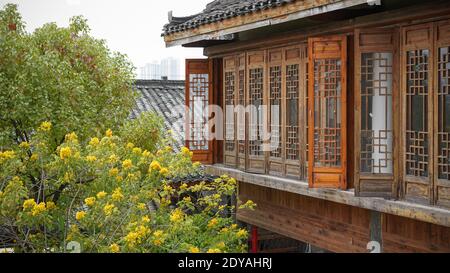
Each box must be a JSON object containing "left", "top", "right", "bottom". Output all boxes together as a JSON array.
[{"left": 162, "top": 0, "right": 450, "bottom": 252}]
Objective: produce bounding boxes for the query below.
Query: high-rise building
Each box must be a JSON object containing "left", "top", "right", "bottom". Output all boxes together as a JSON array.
[{"left": 139, "top": 58, "right": 181, "bottom": 80}]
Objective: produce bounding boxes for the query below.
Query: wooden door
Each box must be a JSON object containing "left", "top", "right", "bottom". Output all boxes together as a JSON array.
[
  {"left": 401, "top": 23, "right": 434, "bottom": 204},
  {"left": 247, "top": 51, "right": 267, "bottom": 174},
  {"left": 354, "top": 28, "right": 399, "bottom": 198},
  {"left": 185, "top": 59, "right": 213, "bottom": 164},
  {"left": 237, "top": 54, "right": 247, "bottom": 171},
  {"left": 434, "top": 19, "right": 450, "bottom": 208},
  {"left": 267, "top": 49, "right": 284, "bottom": 175},
  {"left": 308, "top": 36, "right": 348, "bottom": 189},
  {"left": 223, "top": 56, "right": 237, "bottom": 167}
]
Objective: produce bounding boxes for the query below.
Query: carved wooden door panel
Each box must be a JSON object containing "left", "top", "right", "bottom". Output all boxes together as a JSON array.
[
  {"left": 308, "top": 36, "right": 348, "bottom": 189},
  {"left": 402, "top": 23, "right": 434, "bottom": 204},
  {"left": 223, "top": 56, "right": 237, "bottom": 167},
  {"left": 185, "top": 59, "right": 213, "bottom": 164},
  {"left": 354, "top": 28, "right": 398, "bottom": 198},
  {"left": 246, "top": 51, "right": 266, "bottom": 174}
]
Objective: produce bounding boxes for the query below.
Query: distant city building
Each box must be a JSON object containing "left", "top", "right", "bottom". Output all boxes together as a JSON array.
[{"left": 139, "top": 58, "right": 181, "bottom": 80}]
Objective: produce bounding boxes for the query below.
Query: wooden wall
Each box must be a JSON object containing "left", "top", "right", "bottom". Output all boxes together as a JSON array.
[{"left": 238, "top": 182, "right": 450, "bottom": 253}]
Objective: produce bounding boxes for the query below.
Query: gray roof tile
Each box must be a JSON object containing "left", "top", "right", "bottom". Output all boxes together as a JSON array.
[
  {"left": 132, "top": 80, "right": 185, "bottom": 151},
  {"left": 163, "top": 0, "right": 294, "bottom": 35}
]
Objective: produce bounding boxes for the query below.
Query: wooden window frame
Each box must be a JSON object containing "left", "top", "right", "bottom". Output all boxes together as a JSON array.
[
  {"left": 223, "top": 56, "right": 238, "bottom": 167},
  {"left": 267, "top": 48, "right": 284, "bottom": 176},
  {"left": 246, "top": 50, "right": 267, "bottom": 174},
  {"left": 308, "top": 35, "right": 348, "bottom": 189},
  {"left": 354, "top": 28, "right": 400, "bottom": 198},
  {"left": 401, "top": 23, "right": 435, "bottom": 205},
  {"left": 433, "top": 19, "right": 450, "bottom": 208},
  {"left": 185, "top": 59, "right": 214, "bottom": 164}
]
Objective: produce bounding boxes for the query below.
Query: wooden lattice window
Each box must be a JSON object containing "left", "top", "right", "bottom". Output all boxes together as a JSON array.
[
  {"left": 238, "top": 69, "right": 246, "bottom": 155},
  {"left": 313, "top": 59, "right": 342, "bottom": 168},
  {"left": 249, "top": 68, "right": 264, "bottom": 157},
  {"left": 308, "top": 36, "right": 347, "bottom": 189},
  {"left": 402, "top": 23, "right": 433, "bottom": 204},
  {"left": 405, "top": 49, "right": 430, "bottom": 178},
  {"left": 286, "top": 64, "right": 300, "bottom": 161},
  {"left": 270, "top": 65, "right": 282, "bottom": 158},
  {"left": 438, "top": 46, "right": 450, "bottom": 180},
  {"left": 185, "top": 59, "right": 213, "bottom": 164},
  {"left": 225, "top": 71, "right": 236, "bottom": 153},
  {"left": 360, "top": 52, "right": 394, "bottom": 174},
  {"left": 189, "top": 73, "right": 210, "bottom": 151},
  {"left": 355, "top": 29, "right": 397, "bottom": 198}
]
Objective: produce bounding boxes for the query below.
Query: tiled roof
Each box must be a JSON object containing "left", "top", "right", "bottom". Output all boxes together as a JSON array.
[
  {"left": 131, "top": 80, "right": 185, "bottom": 151},
  {"left": 163, "top": 0, "right": 294, "bottom": 35}
]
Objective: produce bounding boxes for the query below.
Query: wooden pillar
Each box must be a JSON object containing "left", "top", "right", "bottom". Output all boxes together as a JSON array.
[
  {"left": 251, "top": 226, "right": 258, "bottom": 253},
  {"left": 369, "top": 211, "right": 383, "bottom": 253}
]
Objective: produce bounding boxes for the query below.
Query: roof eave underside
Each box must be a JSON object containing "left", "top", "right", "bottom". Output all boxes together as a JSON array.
[{"left": 164, "top": 0, "right": 370, "bottom": 48}]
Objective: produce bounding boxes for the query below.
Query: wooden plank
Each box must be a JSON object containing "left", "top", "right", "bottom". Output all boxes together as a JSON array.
[{"left": 238, "top": 182, "right": 450, "bottom": 253}]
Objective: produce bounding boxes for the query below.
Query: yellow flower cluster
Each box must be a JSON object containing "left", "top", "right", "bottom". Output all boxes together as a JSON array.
[
  {"left": 109, "top": 154, "right": 119, "bottom": 163},
  {"left": 19, "top": 141, "right": 30, "bottom": 149},
  {"left": 124, "top": 225, "right": 150, "bottom": 247},
  {"left": 32, "top": 202, "right": 46, "bottom": 216},
  {"left": 193, "top": 161, "right": 201, "bottom": 168},
  {"left": 39, "top": 121, "right": 52, "bottom": 131},
  {"left": 189, "top": 246, "right": 200, "bottom": 253},
  {"left": 86, "top": 155, "right": 97, "bottom": 162},
  {"left": 110, "top": 244, "right": 120, "bottom": 253},
  {"left": 207, "top": 248, "right": 222, "bottom": 253},
  {"left": 152, "top": 230, "right": 164, "bottom": 246},
  {"left": 207, "top": 218, "right": 218, "bottom": 229},
  {"left": 76, "top": 211, "right": 86, "bottom": 221},
  {"left": 103, "top": 204, "right": 115, "bottom": 216},
  {"left": 122, "top": 159, "right": 133, "bottom": 169},
  {"left": 96, "top": 191, "right": 107, "bottom": 199},
  {"left": 142, "top": 150, "right": 151, "bottom": 158},
  {"left": 105, "top": 129, "right": 113, "bottom": 137},
  {"left": 89, "top": 137, "right": 100, "bottom": 146},
  {"left": 84, "top": 197, "right": 96, "bottom": 207},
  {"left": 0, "top": 150, "right": 15, "bottom": 161},
  {"left": 181, "top": 147, "right": 190, "bottom": 156},
  {"left": 169, "top": 208, "right": 184, "bottom": 223},
  {"left": 59, "top": 147, "right": 72, "bottom": 160},
  {"left": 112, "top": 187, "right": 124, "bottom": 201},
  {"left": 149, "top": 160, "right": 161, "bottom": 171},
  {"left": 23, "top": 199, "right": 50, "bottom": 216},
  {"left": 180, "top": 183, "right": 188, "bottom": 191},
  {"left": 159, "top": 167, "right": 169, "bottom": 176},
  {"left": 236, "top": 229, "right": 248, "bottom": 238},
  {"left": 137, "top": 203, "right": 146, "bottom": 210},
  {"left": 126, "top": 142, "right": 134, "bottom": 149},
  {"left": 65, "top": 132, "right": 78, "bottom": 143},
  {"left": 132, "top": 147, "right": 142, "bottom": 155}
]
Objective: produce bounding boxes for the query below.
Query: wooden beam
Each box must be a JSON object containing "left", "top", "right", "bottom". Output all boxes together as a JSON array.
[
  {"left": 204, "top": 0, "right": 450, "bottom": 57},
  {"left": 164, "top": 0, "right": 369, "bottom": 47},
  {"left": 206, "top": 164, "right": 450, "bottom": 227}
]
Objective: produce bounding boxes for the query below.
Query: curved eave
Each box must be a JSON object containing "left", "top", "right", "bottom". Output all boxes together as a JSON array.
[{"left": 163, "top": 0, "right": 371, "bottom": 47}]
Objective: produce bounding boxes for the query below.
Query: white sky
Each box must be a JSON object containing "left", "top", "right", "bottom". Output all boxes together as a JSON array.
[{"left": 0, "top": 0, "right": 210, "bottom": 70}]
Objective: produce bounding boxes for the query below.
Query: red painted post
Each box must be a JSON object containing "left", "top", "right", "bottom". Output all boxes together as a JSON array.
[{"left": 251, "top": 226, "right": 258, "bottom": 253}]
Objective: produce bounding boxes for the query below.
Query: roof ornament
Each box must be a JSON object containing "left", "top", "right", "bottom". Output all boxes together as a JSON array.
[{"left": 168, "top": 11, "right": 173, "bottom": 22}]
